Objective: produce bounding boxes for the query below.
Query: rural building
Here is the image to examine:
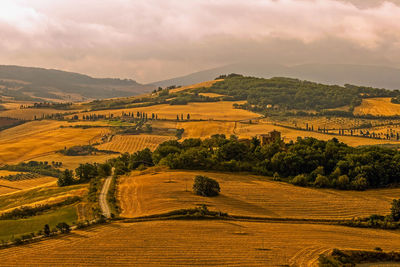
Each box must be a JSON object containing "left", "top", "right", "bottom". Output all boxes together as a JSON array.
[{"left": 257, "top": 130, "right": 281, "bottom": 146}]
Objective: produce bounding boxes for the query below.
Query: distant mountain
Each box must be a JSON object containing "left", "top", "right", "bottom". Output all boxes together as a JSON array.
[
  {"left": 151, "top": 63, "right": 400, "bottom": 90},
  {"left": 0, "top": 65, "right": 154, "bottom": 102}
]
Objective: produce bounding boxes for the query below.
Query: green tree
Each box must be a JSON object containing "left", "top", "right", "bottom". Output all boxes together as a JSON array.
[
  {"left": 57, "top": 169, "right": 74, "bottom": 187},
  {"left": 44, "top": 224, "right": 50, "bottom": 237},
  {"left": 193, "top": 176, "right": 220, "bottom": 197},
  {"left": 391, "top": 199, "right": 400, "bottom": 221}
]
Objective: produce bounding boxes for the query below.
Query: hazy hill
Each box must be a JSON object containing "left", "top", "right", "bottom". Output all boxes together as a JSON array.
[
  {"left": 152, "top": 63, "right": 400, "bottom": 90},
  {"left": 0, "top": 65, "right": 153, "bottom": 101}
]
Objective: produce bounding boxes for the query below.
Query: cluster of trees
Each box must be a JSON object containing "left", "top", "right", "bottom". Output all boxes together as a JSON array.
[
  {"left": 59, "top": 145, "right": 117, "bottom": 156},
  {"left": 126, "top": 135, "right": 400, "bottom": 190},
  {"left": 21, "top": 102, "right": 73, "bottom": 110},
  {"left": 1, "top": 161, "right": 62, "bottom": 178},
  {"left": 0, "top": 172, "right": 40, "bottom": 181},
  {"left": 57, "top": 162, "right": 112, "bottom": 187},
  {"left": 193, "top": 176, "right": 220, "bottom": 197},
  {"left": 199, "top": 75, "right": 399, "bottom": 111},
  {"left": 176, "top": 114, "right": 191, "bottom": 121}
]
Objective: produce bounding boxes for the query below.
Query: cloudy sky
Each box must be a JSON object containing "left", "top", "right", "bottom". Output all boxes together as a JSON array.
[{"left": 1, "top": 0, "right": 400, "bottom": 83}]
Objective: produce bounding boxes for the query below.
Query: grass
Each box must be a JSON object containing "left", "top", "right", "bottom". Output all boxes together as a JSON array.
[
  {"left": 0, "top": 184, "right": 86, "bottom": 212},
  {"left": 0, "top": 205, "right": 77, "bottom": 242},
  {"left": 117, "top": 170, "right": 400, "bottom": 220},
  {"left": 0, "top": 220, "right": 399, "bottom": 266}
]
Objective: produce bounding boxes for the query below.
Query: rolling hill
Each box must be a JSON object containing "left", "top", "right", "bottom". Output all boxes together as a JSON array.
[
  {"left": 152, "top": 62, "right": 400, "bottom": 90},
  {"left": 0, "top": 65, "right": 154, "bottom": 101}
]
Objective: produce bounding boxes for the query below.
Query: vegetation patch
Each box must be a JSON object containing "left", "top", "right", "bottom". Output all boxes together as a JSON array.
[
  {"left": 0, "top": 196, "right": 81, "bottom": 220},
  {"left": 1, "top": 161, "right": 62, "bottom": 178},
  {"left": 59, "top": 145, "right": 118, "bottom": 156},
  {"left": 319, "top": 248, "right": 400, "bottom": 266}
]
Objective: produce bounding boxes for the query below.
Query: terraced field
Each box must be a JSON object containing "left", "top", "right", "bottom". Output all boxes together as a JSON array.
[
  {"left": 0, "top": 220, "right": 398, "bottom": 266},
  {"left": 0, "top": 120, "right": 110, "bottom": 164},
  {"left": 118, "top": 170, "right": 400, "bottom": 219},
  {"left": 354, "top": 97, "right": 400, "bottom": 116},
  {"left": 96, "top": 134, "right": 175, "bottom": 153}
]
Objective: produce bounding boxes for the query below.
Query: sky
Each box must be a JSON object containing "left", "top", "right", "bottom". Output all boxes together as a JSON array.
[{"left": 1, "top": 0, "right": 400, "bottom": 83}]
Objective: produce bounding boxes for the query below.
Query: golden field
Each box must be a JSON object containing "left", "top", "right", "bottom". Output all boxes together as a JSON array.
[
  {"left": 75, "top": 101, "right": 260, "bottom": 121},
  {"left": 96, "top": 134, "right": 174, "bottom": 154},
  {"left": 0, "top": 120, "right": 110, "bottom": 164},
  {"left": 0, "top": 220, "right": 399, "bottom": 266},
  {"left": 117, "top": 170, "right": 400, "bottom": 220},
  {"left": 0, "top": 177, "right": 56, "bottom": 196},
  {"left": 177, "top": 121, "right": 237, "bottom": 139},
  {"left": 169, "top": 79, "right": 223, "bottom": 93},
  {"left": 173, "top": 120, "right": 399, "bottom": 146},
  {"left": 354, "top": 97, "right": 400, "bottom": 116},
  {"left": 31, "top": 153, "right": 118, "bottom": 170},
  {"left": 236, "top": 122, "right": 400, "bottom": 146}
]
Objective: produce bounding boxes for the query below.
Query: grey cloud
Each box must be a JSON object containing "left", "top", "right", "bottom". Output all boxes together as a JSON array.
[{"left": 0, "top": 0, "right": 400, "bottom": 83}]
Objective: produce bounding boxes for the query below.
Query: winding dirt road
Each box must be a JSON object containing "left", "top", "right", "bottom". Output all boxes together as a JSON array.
[{"left": 99, "top": 176, "right": 112, "bottom": 218}]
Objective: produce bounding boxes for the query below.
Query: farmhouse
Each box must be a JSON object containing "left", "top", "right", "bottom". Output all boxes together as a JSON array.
[{"left": 257, "top": 130, "right": 281, "bottom": 146}]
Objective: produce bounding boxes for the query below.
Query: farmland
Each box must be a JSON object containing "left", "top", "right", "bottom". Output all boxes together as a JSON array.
[
  {"left": 96, "top": 134, "right": 175, "bottom": 153},
  {"left": 75, "top": 101, "right": 260, "bottom": 121},
  {"left": 118, "top": 170, "right": 400, "bottom": 219},
  {"left": 0, "top": 184, "right": 86, "bottom": 213},
  {"left": 354, "top": 97, "right": 400, "bottom": 116},
  {"left": 0, "top": 220, "right": 399, "bottom": 266},
  {"left": 0, "top": 120, "right": 110, "bottom": 164},
  {"left": 0, "top": 177, "right": 56, "bottom": 196}
]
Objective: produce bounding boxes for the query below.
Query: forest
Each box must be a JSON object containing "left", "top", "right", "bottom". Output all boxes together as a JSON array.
[
  {"left": 198, "top": 74, "right": 399, "bottom": 111},
  {"left": 108, "top": 135, "right": 400, "bottom": 190}
]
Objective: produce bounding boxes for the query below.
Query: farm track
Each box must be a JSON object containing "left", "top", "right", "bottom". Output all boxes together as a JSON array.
[{"left": 99, "top": 176, "right": 112, "bottom": 218}]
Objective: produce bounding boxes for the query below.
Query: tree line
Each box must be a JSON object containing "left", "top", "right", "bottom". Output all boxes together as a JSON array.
[{"left": 110, "top": 135, "right": 400, "bottom": 190}]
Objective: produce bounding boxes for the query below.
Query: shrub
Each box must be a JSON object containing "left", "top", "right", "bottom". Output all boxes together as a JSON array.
[
  {"left": 391, "top": 199, "right": 400, "bottom": 221},
  {"left": 291, "top": 174, "right": 308, "bottom": 186},
  {"left": 351, "top": 176, "right": 368, "bottom": 191},
  {"left": 56, "top": 222, "right": 71, "bottom": 234},
  {"left": 337, "top": 175, "right": 350, "bottom": 189},
  {"left": 193, "top": 176, "right": 220, "bottom": 197},
  {"left": 314, "top": 175, "right": 330, "bottom": 188}
]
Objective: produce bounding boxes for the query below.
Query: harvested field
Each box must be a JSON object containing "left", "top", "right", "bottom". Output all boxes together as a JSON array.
[
  {"left": 169, "top": 79, "right": 223, "bottom": 93},
  {"left": 0, "top": 120, "right": 110, "bottom": 164},
  {"left": 178, "top": 121, "right": 236, "bottom": 139},
  {"left": 354, "top": 97, "right": 400, "bottom": 116},
  {"left": 0, "top": 177, "right": 56, "bottom": 196},
  {"left": 0, "top": 220, "right": 399, "bottom": 266},
  {"left": 31, "top": 153, "right": 118, "bottom": 170},
  {"left": 75, "top": 101, "right": 260, "bottom": 121},
  {"left": 0, "top": 108, "right": 77, "bottom": 120},
  {"left": 96, "top": 134, "right": 175, "bottom": 153},
  {"left": 118, "top": 170, "right": 400, "bottom": 219},
  {"left": 198, "top": 92, "right": 226, "bottom": 98},
  {"left": 236, "top": 122, "right": 400, "bottom": 146}
]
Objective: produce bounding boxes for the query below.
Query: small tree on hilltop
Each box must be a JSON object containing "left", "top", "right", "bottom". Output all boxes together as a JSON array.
[{"left": 193, "top": 176, "right": 220, "bottom": 197}]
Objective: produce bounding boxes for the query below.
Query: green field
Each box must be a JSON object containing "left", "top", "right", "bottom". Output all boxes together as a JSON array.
[
  {"left": 0, "top": 205, "right": 78, "bottom": 242},
  {"left": 0, "top": 184, "right": 86, "bottom": 211}
]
